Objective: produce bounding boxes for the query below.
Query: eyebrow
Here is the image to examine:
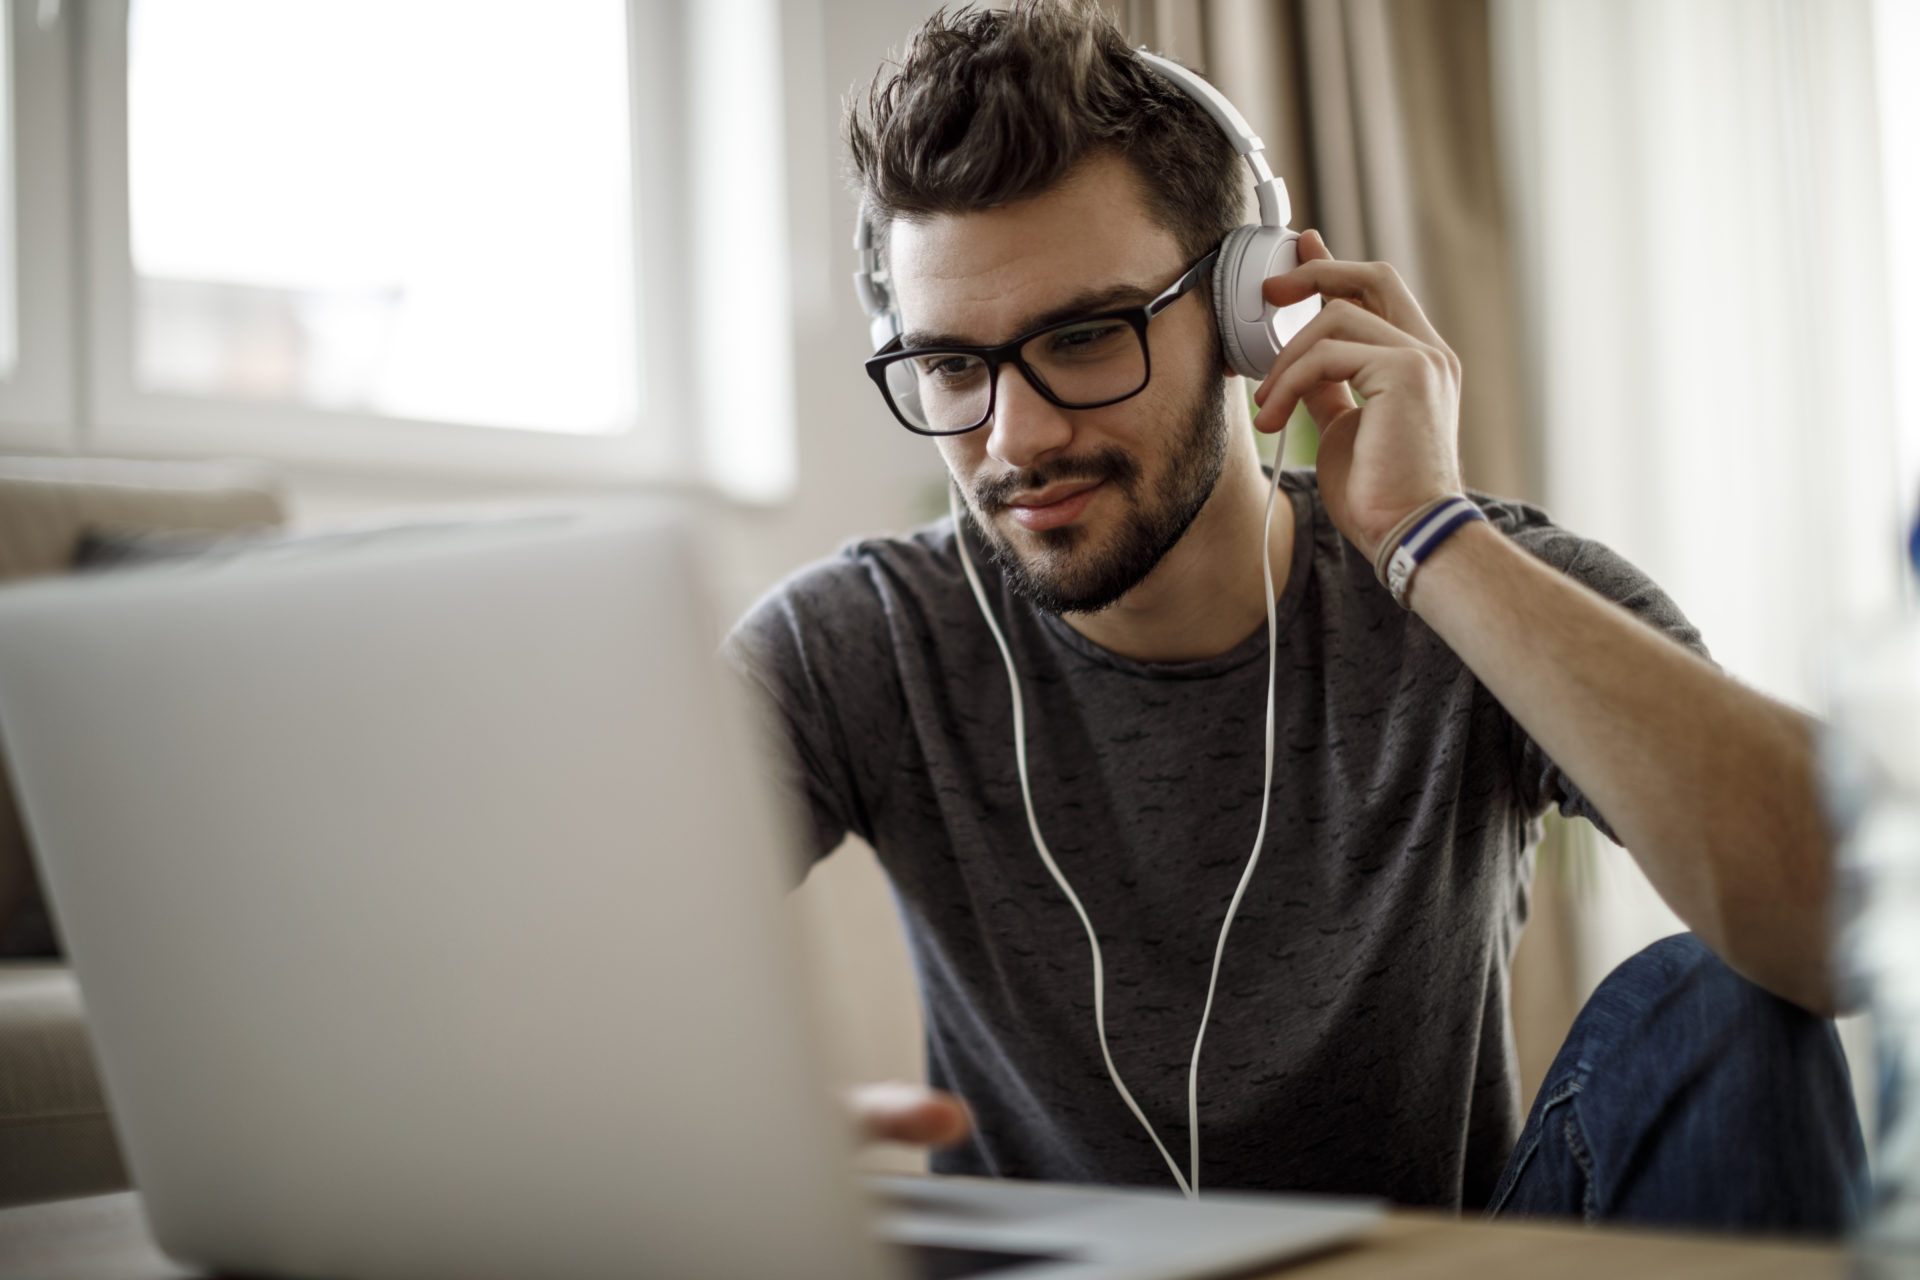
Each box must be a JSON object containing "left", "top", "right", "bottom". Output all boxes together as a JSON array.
[{"left": 900, "top": 280, "right": 1159, "bottom": 350}]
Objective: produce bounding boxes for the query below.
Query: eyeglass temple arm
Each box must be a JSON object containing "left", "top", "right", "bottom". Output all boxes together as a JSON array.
[{"left": 1145, "top": 250, "right": 1221, "bottom": 319}]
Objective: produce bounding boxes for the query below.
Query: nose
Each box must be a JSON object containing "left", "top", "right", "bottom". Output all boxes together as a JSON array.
[{"left": 984, "top": 363, "right": 1073, "bottom": 472}]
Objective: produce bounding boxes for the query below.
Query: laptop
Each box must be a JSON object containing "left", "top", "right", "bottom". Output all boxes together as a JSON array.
[{"left": 0, "top": 505, "right": 1380, "bottom": 1279}]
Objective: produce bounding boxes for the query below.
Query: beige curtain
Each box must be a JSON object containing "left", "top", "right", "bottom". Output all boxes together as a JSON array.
[
  {"left": 1109, "top": 0, "right": 1576, "bottom": 1110},
  {"left": 1109, "top": 0, "right": 1531, "bottom": 502}
]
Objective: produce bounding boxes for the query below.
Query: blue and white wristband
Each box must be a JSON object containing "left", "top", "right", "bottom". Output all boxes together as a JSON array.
[{"left": 1374, "top": 495, "right": 1486, "bottom": 609}]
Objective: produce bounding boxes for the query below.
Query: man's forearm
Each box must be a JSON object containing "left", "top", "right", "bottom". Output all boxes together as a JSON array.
[{"left": 1409, "top": 521, "right": 1836, "bottom": 1015}]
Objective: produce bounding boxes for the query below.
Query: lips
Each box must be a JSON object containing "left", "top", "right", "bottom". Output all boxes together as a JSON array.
[{"left": 1006, "top": 481, "right": 1102, "bottom": 532}]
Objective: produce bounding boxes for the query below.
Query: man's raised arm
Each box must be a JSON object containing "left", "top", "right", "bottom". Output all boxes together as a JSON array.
[{"left": 1253, "top": 231, "right": 1835, "bottom": 1015}]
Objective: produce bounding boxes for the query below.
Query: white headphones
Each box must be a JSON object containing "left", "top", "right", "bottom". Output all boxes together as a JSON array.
[
  {"left": 853, "top": 48, "right": 1320, "bottom": 378},
  {"left": 859, "top": 49, "right": 1312, "bottom": 1201}
]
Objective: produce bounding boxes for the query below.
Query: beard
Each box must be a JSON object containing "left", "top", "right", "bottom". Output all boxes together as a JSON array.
[{"left": 961, "top": 378, "right": 1230, "bottom": 615}]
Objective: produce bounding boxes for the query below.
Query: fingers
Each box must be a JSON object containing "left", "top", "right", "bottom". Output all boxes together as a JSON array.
[
  {"left": 1253, "top": 339, "right": 1426, "bottom": 433},
  {"left": 1261, "top": 233, "right": 1447, "bottom": 351},
  {"left": 1254, "top": 298, "right": 1420, "bottom": 398},
  {"left": 848, "top": 1082, "right": 974, "bottom": 1148},
  {"left": 1300, "top": 383, "right": 1359, "bottom": 432},
  {"left": 1250, "top": 298, "right": 1421, "bottom": 432},
  {"left": 1251, "top": 372, "right": 1358, "bottom": 437}
]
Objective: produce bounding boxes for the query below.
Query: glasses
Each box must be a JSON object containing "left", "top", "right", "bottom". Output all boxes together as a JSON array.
[{"left": 864, "top": 248, "right": 1220, "bottom": 437}]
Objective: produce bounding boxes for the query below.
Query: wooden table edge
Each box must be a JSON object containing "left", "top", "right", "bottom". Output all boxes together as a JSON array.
[{"left": 0, "top": 1189, "right": 1850, "bottom": 1279}]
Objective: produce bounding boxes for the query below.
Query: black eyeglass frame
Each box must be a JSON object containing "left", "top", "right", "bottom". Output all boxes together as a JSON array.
[{"left": 864, "top": 247, "right": 1221, "bottom": 438}]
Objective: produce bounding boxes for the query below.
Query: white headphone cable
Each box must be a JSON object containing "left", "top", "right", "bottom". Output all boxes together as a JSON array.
[
  {"left": 947, "top": 436, "right": 1287, "bottom": 1200},
  {"left": 1186, "top": 446, "right": 1286, "bottom": 1196}
]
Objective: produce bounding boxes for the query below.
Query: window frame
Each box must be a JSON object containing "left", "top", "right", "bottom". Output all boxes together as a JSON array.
[{"left": 0, "top": 0, "right": 76, "bottom": 451}]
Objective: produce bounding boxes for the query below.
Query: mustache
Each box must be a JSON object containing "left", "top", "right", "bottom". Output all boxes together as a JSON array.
[{"left": 971, "top": 448, "right": 1141, "bottom": 513}]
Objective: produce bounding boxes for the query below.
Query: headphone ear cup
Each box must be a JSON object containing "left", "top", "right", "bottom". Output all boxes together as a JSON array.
[
  {"left": 1211, "top": 225, "right": 1312, "bottom": 381},
  {"left": 1211, "top": 225, "right": 1264, "bottom": 380}
]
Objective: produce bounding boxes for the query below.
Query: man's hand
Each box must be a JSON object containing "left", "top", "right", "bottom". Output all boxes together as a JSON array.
[
  {"left": 1250, "top": 230, "right": 1465, "bottom": 563},
  {"left": 848, "top": 1082, "right": 973, "bottom": 1148}
]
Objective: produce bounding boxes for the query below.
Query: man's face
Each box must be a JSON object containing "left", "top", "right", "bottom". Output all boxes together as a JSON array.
[{"left": 887, "top": 153, "right": 1228, "bottom": 615}]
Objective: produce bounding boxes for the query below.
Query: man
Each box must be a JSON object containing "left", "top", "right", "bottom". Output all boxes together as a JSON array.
[{"left": 728, "top": 0, "right": 1861, "bottom": 1230}]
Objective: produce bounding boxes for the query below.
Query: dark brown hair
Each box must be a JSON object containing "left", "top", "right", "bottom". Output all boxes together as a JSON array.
[{"left": 846, "top": 0, "right": 1247, "bottom": 267}]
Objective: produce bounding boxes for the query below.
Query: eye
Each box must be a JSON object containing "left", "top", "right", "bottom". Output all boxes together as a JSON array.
[
  {"left": 1044, "top": 321, "right": 1131, "bottom": 359},
  {"left": 914, "top": 353, "right": 986, "bottom": 385}
]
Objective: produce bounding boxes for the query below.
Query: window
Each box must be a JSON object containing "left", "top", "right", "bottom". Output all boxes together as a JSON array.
[
  {"left": 126, "top": 0, "right": 639, "bottom": 435},
  {"left": 0, "top": 0, "right": 795, "bottom": 498}
]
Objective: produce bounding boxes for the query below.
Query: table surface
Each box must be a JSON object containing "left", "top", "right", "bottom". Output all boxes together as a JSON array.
[{"left": 0, "top": 1190, "right": 1848, "bottom": 1280}]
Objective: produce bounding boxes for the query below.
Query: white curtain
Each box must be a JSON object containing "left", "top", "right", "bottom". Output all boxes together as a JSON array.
[
  {"left": 1880, "top": 0, "right": 1920, "bottom": 528},
  {"left": 1493, "top": 0, "right": 1908, "bottom": 1133}
]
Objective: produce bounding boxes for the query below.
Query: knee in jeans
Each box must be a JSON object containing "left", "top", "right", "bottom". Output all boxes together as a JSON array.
[{"left": 1589, "top": 932, "right": 1840, "bottom": 1078}]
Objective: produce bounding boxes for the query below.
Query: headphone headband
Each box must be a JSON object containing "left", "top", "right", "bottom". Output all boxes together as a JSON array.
[{"left": 1131, "top": 50, "right": 1290, "bottom": 229}]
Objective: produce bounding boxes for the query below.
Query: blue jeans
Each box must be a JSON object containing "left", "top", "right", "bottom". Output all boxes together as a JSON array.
[{"left": 1487, "top": 933, "right": 1866, "bottom": 1235}]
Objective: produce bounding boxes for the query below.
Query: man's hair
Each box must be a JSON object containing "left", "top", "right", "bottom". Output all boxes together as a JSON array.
[{"left": 846, "top": 0, "right": 1248, "bottom": 268}]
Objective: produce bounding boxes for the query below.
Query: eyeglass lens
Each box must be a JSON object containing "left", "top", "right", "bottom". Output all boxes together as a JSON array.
[{"left": 885, "top": 317, "right": 1147, "bottom": 433}]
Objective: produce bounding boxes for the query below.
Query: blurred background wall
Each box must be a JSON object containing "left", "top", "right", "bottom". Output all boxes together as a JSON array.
[{"left": 0, "top": 0, "right": 1914, "bottom": 1170}]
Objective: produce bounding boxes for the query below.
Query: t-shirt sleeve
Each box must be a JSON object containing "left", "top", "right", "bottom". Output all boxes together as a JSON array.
[
  {"left": 1487, "top": 498, "right": 1713, "bottom": 843},
  {"left": 721, "top": 553, "right": 906, "bottom": 869}
]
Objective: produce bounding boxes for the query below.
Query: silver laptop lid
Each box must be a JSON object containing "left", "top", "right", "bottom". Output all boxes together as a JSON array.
[{"left": 0, "top": 506, "right": 886, "bottom": 1280}]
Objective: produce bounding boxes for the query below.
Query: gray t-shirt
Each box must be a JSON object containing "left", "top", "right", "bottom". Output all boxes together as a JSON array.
[{"left": 726, "top": 469, "right": 1705, "bottom": 1210}]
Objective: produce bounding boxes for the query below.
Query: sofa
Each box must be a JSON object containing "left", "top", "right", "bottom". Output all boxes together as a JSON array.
[{"left": 0, "top": 454, "right": 285, "bottom": 1206}]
